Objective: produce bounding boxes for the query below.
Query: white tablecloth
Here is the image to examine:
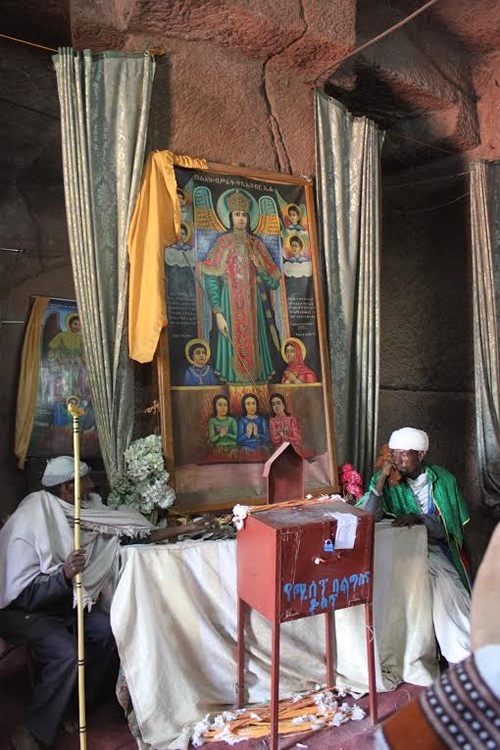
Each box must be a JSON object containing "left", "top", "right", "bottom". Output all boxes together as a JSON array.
[{"left": 110, "top": 521, "right": 438, "bottom": 750}]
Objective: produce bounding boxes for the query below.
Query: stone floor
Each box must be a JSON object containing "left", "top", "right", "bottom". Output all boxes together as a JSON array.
[{"left": 0, "top": 645, "right": 424, "bottom": 750}]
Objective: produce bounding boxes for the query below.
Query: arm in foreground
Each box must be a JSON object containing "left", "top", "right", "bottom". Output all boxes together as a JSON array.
[
  {"left": 357, "top": 462, "right": 393, "bottom": 521},
  {"left": 10, "top": 547, "right": 86, "bottom": 613},
  {"left": 147, "top": 523, "right": 207, "bottom": 543},
  {"left": 376, "top": 522, "right": 500, "bottom": 749}
]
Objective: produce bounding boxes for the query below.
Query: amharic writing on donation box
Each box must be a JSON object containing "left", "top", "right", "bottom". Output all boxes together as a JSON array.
[{"left": 157, "top": 162, "right": 337, "bottom": 510}]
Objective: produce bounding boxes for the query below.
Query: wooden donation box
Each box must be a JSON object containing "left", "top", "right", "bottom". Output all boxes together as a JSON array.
[{"left": 236, "top": 499, "right": 377, "bottom": 750}]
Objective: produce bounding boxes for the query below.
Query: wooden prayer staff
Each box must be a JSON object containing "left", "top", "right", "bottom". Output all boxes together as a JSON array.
[{"left": 67, "top": 399, "right": 87, "bottom": 750}]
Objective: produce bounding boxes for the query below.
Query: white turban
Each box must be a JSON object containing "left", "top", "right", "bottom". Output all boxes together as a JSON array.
[
  {"left": 388, "top": 427, "right": 429, "bottom": 453},
  {"left": 41, "top": 456, "right": 90, "bottom": 487}
]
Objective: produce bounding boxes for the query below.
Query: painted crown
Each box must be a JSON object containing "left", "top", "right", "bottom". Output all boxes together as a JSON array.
[{"left": 226, "top": 189, "right": 250, "bottom": 213}]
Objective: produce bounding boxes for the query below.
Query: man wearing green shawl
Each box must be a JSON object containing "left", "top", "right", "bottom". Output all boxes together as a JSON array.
[{"left": 359, "top": 427, "right": 471, "bottom": 665}]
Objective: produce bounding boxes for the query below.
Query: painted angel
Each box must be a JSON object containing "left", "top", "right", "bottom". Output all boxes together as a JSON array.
[
  {"left": 194, "top": 186, "right": 286, "bottom": 384},
  {"left": 276, "top": 196, "right": 309, "bottom": 236},
  {"left": 40, "top": 310, "right": 88, "bottom": 405}
]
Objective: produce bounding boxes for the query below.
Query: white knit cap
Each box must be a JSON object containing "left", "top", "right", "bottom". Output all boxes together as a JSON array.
[
  {"left": 41, "top": 456, "right": 90, "bottom": 487},
  {"left": 388, "top": 427, "right": 429, "bottom": 453}
]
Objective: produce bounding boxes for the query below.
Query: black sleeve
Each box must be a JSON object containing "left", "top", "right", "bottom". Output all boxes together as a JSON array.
[
  {"left": 13, "top": 567, "right": 73, "bottom": 612},
  {"left": 359, "top": 491, "right": 386, "bottom": 521},
  {"left": 120, "top": 534, "right": 151, "bottom": 546},
  {"left": 421, "top": 513, "right": 446, "bottom": 544}
]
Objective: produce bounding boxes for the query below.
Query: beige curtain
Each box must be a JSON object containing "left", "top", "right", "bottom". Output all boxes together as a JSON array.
[
  {"left": 53, "top": 49, "right": 155, "bottom": 482},
  {"left": 315, "top": 91, "right": 384, "bottom": 485},
  {"left": 470, "top": 160, "right": 500, "bottom": 515}
]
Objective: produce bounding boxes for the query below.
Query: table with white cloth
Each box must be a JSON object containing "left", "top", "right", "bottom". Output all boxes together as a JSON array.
[{"left": 110, "top": 520, "right": 439, "bottom": 750}]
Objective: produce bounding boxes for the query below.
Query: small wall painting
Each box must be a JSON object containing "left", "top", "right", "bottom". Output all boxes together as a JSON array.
[{"left": 27, "top": 297, "right": 100, "bottom": 458}]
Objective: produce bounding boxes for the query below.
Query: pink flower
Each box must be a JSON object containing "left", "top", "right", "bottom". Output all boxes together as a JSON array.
[
  {"left": 338, "top": 462, "right": 363, "bottom": 500},
  {"left": 346, "top": 481, "right": 363, "bottom": 499},
  {"left": 338, "top": 463, "right": 354, "bottom": 481}
]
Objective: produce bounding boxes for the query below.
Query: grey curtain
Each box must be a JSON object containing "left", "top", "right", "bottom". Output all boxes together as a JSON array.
[
  {"left": 315, "top": 91, "right": 384, "bottom": 486},
  {"left": 470, "top": 160, "right": 500, "bottom": 516},
  {"left": 53, "top": 49, "right": 155, "bottom": 482}
]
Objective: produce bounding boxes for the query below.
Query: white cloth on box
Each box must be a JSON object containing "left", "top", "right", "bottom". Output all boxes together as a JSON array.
[
  {"left": 0, "top": 490, "right": 153, "bottom": 610},
  {"left": 111, "top": 522, "right": 438, "bottom": 750},
  {"left": 388, "top": 427, "right": 429, "bottom": 452},
  {"left": 331, "top": 511, "right": 358, "bottom": 549}
]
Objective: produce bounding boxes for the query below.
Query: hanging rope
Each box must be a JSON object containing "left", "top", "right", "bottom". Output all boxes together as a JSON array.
[
  {"left": 313, "top": 0, "right": 441, "bottom": 84},
  {"left": 0, "top": 33, "right": 57, "bottom": 52}
]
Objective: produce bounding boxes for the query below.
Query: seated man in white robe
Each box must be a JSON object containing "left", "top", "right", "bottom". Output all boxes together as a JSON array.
[{"left": 0, "top": 456, "right": 160, "bottom": 750}]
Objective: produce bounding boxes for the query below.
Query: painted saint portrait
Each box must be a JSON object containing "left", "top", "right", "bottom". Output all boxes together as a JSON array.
[
  {"left": 281, "top": 338, "right": 318, "bottom": 384},
  {"left": 284, "top": 235, "right": 310, "bottom": 264},
  {"left": 177, "top": 187, "right": 192, "bottom": 223},
  {"left": 183, "top": 338, "right": 219, "bottom": 386},
  {"left": 269, "top": 392, "right": 303, "bottom": 449},
  {"left": 45, "top": 312, "right": 86, "bottom": 399},
  {"left": 200, "top": 189, "right": 283, "bottom": 384},
  {"left": 236, "top": 393, "right": 270, "bottom": 453},
  {"left": 165, "top": 222, "right": 194, "bottom": 269},
  {"left": 207, "top": 394, "right": 237, "bottom": 454},
  {"left": 170, "top": 222, "right": 192, "bottom": 253},
  {"left": 268, "top": 392, "right": 312, "bottom": 459},
  {"left": 284, "top": 203, "right": 305, "bottom": 232}
]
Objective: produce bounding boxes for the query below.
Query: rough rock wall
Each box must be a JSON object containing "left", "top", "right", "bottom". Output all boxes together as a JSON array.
[
  {"left": 1, "top": 0, "right": 499, "bottom": 567},
  {"left": 0, "top": 7, "right": 355, "bottom": 516},
  {"left": 468, "top": 51, "right": 500, "bottom": 162},
  {"left": 0, "top": 42, "right": 74, "bottom": 515},
  {"left": 379, "top": 157, "right": 496, "bottom": 571},
  {"left": 69, "top": 0, "right": 357, "bottom": 175},
  {"left": 146, "top": 40, "right": 317, "bottom": 176}
]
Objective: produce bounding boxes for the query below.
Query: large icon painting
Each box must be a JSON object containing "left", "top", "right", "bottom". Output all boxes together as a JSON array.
[{"left": 158, "top": 163, "right": 336, "bottom": 510}]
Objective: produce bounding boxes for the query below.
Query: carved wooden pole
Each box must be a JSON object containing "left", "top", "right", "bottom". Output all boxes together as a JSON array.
[{"left": 67, "top": 399, "right": 87, "bottom": 750}]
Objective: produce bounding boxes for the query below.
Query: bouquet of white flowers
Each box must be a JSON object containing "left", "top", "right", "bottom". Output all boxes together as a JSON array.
[{"left": 108, "top": 434, "right": 175, "bottom": 519}]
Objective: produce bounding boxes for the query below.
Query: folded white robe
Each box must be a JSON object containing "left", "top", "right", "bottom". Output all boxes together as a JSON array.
[{"left": 0, "top": 490, "right": 153, "bottom": 610}]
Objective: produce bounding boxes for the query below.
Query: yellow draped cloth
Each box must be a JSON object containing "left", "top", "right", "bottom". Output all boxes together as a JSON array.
[
  {"left": 127, "top": 150, "right": 208, "bottom": 363},
  {"left": 15, "top": 296, "right": 50, "bottom": 468}
]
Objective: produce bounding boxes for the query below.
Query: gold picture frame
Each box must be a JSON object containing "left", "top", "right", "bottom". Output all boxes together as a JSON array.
[{"left": 157, "top": 162, "right": 337, "bottom": 511}]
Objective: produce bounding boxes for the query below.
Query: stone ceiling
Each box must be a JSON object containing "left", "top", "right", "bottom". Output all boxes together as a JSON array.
[{"left": 2, "top": 0, "right": 500, "bottom": 182}]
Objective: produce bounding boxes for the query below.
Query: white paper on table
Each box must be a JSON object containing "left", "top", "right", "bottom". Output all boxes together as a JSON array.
[{"left": 332, "top": 512, "right": 358, "bottom": 549}]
